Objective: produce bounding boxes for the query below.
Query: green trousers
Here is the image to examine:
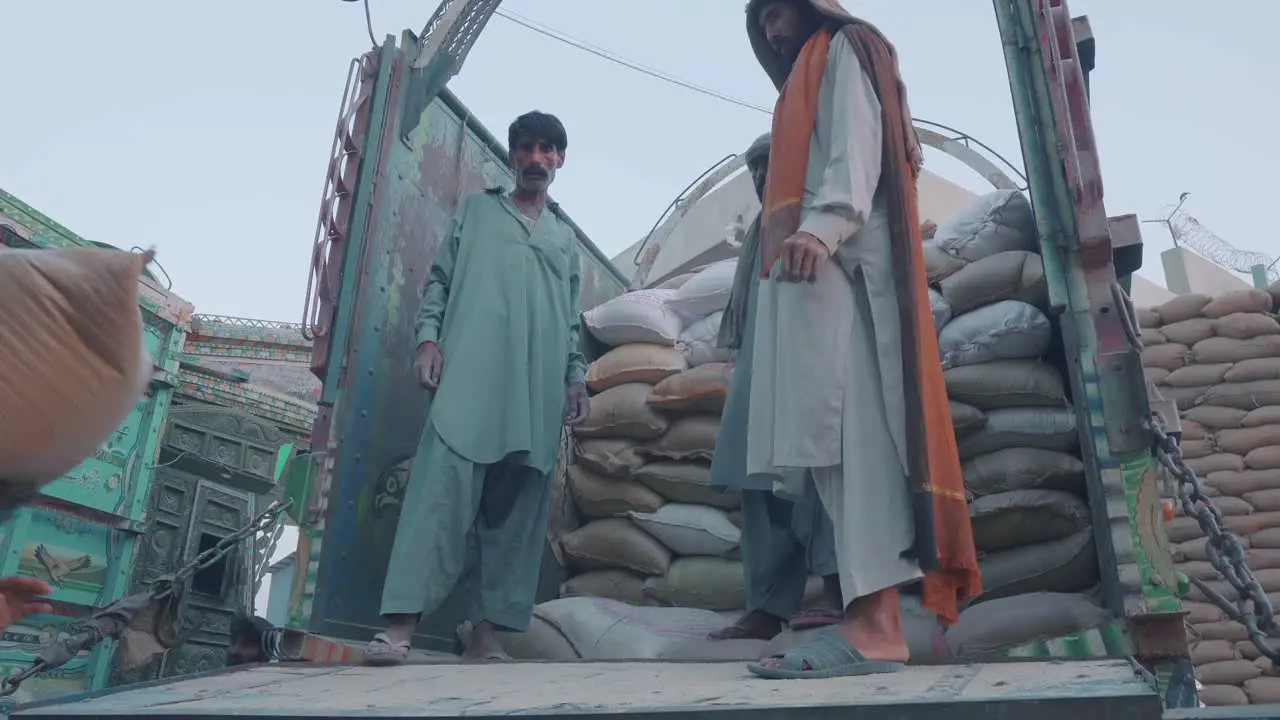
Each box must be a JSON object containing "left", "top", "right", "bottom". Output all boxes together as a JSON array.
[{"left": 379, "top": 421, "right": 552, "bottom": 632}]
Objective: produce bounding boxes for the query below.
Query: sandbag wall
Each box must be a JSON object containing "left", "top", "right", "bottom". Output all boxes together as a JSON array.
[
  {"left": 560, "top": 262, "right": 766, "bottom": 613},
  {"left": 925, "top": 190, "right": 1106, "bottom": 659},
  {"left": 1139, "top": 288, "right": 1280, "bottom": 706}
]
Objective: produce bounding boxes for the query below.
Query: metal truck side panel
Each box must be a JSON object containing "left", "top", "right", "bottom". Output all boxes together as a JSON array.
[{"left": 296, "top": 32, "right": 627, "bottom": 644}]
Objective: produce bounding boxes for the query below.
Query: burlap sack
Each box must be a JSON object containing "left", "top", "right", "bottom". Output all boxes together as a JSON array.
[
  {"left": 1247, "top": 446, "right": 1280, "bottom": 471},
  {"left": 1137, "top": 307, "right": 1161, "bottom": 329},
  {"left": 639, "top": 416, "right": 719, "bottom": 462},
  {"left": 586, "top": 344, "right": 688, "bottom": 392},
  {"left": 1202, "top": 289, "right": 1274, "bottom": 319},
  {"left": 975, "top": 529, "right": 1097, "bottom": 601},
  {"left": 949, "top": 401, "right": 987, "bottom": 438},
  {"left": 961, "top": 448, "right": 1085, "bottom": 497},
  {"left": 1253, "top": 528, "right": 1280, "bottom": 549},
  {"left": 1160, "top": 317, "right": 1215, "bottom": 346},
  {"left": 0, "top": 247, "right": 153, "bottom": 486},
  {"left": 647, "top": 364, "right": 729, "bottom": 413},
  {"left": 1185, "top": 406, "right": 1248, "bottom": 430},
  {"left": 937, "top": 250, "right": 1048, "bottom": 316},
  {"left": 943, "top": 360, "right": 1066, "bottom": 411},
  {"left": 1179, "top": 439, "right": 1215, "bottom": 460},
  {"left": 1187, "top": 454, "right": 1246, "bottom": 476},
  {"left": 1198, "top": 659, "right": 1263, "bottom": 686},
  {"left": 576, "top": 383, "right": 671, "bottom": 440},
  {"left": 560, "top": 569, "right": 649, "bottom": 605},
  {"left": 1181, "top": 419, "right": 1207, "bottom": 440},
  {"left": 656, "top": 273, "right": 695, "bottom": 290},
  {"left": 923, "top": 242, "right": 966, "bottom": 284},
  {"left": 1195, "top": 621, "right": 1250, "bottom": 642},
  {"left": 1243, "top": 406, "right": 1280, "bottom": 428},
  {"left": 560, "top": 518, "right": 673, "bottom": 576},
  {"left": 1182, "top": 601, "right": 1228, "bottom": 625},
  {"left": 1173, "top": 496, "right": 1251, "bottom": 518},
  {"left": 1165, "top": 363, "right": 1232, "bottom": 388},
  {"left": 1202, "top": 380, "right": 1280, "bottom": 411},
  {"left": 1225, "top": 358, "right": 1280, "bottom": 384},
  {"left": 1246, "top": 677, "right": 1280, "bottom": 704},
  {"left": 567, "top": 465, "right": 665, "bottom": 519},
  {"left": 1190, "top": 639, "right": 1239, "bottom": 665},
  {"left": 1194, "top": 336, "right": 1280, "bottom": 365},
  {"left": 945, "top": 592, "right": 1109, "bottom": 660},
  {"left": 1161, "top": 385, "right": 1212, "bottom": 411},
  {"left": 633, "top": 462, "right": 739, "bottom": 511},
  {"left": 1157, "top": 294, "right": 1211, "bottom": 324},
  {"left": 1174, "top": 535, "right": 1245, "bottom": 563},
  {"left": 576, "top": 438, "right": 647, "bottom": 479},
  {"left": 968, "top": 489, "right": 1090, "bottom": 553},
  {"left": 642, "top": 557, "right": 745, "bottom": 611},
  {"left": 1140, "top": 328, "right": 1167, "bottom": 346},
  {"left": 1142, "top": 343, "right": 1191, "bottom": 371},
  {"left": 1245, "top": 490, "right": 1280, "bottom": 512},
  {"left": 1214, "top": 312, "right": 1280, "bottom": 340},
  {"left": 1198, "top": 685, "right": 1248, "bottom": 706},
  {"left": 1144, "top": 367, "right": 1170, "bottom": 385},
  {"left": 956, "top": 407, "right": 1079, "bottom": 461},
  {"left": 1217, "top": 426, "right": 1280, "bottom": 456}
]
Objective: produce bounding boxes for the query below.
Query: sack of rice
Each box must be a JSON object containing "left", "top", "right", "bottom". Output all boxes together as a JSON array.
[
  {"left": 628, "top": 504, "right": 740, "bottom": 557},
  {"left": 957, "top": 407, "right": 1078, "bottom": 460},
  {"left": 642, "top": 557, "right": 746, "bottom": 611},
  {"left": 634, "top": 462, "right": 739, "bottom": 511},
  {"left": 938, "top": 250, "right": 1048, "bottom": 316},
  {"left": 586, "top": 344, "right": 688, "bottom": 392},
  {"left": 945, "top": 592, "right": 1110, "bottom": 660},
  {"left": 648, "top": 365, "right": 730, "bottom": 413},
  {"left": 1155, "top": 294, "right": 1211, "bottom": 325},
  {"left": 584, "top": 289, "right": 684, "bottom": 347},
  {"left": 938, "top": 301, "right": 1051, "bottom": 370},
  {"left": 975, "top": 529, "right": 1098, "bottom": 601},
  {"left": 1201, "top": 289, "right": 1274, "bottom": 319},
  {"left": 567, "top": 464, "right": 665, "bottom": 519},
  {"left": 1184, "top": 406, "right": 1247, "bottom": 430},
  {"left": 1159, "top": 318, "right": 1214, "bottom": 346},
  {"left": 932, "top": 190, "right": 1038, "bottom": 263},
  {"left": 1163, "top": 363, "right": 1231, "bottom": 388},
  {"left": 1225, "top": 358, "right": 1280, "bottom": 384},
  {"left": 962, "top": 448, "right": 1086, "bottom": 497},
  {"left": 666, "top": 260, "right": 736, "bottom": 322},
  {"left": 0, "top": 247, "right": 154, "bottom": 486},
  {"left": 1202, "top": 380, "right": 1280, "bottom": 411},
  {"left": 1142, "top": 342, "right": 1191, "bottom": 371},
  {"left": 1213, "top": 312, "right": 1280, "bottom": 340},
  {"left": 944, "top": 359, "right": 1066, "bottom": 411},
  {"left": 1244, "top": 407, "right": 1280, "bottom": 427},
  {"left": 968, "top": 490, "right": 1090, "bottom": 553},
  {"left": 560, "top": 518, "right": 672, "bottom": 576},
  {"left": 676, "top": 311, "right": 731, "bottom": 367},
  {"left": 576, "top": 438, "right": 647, "bottom": 478},
  {"left": 640, "top": 415, "right": 719, "bottom": 462},
  {"left": 576, "top": 383, "right": 671, "bottom": 440},
  {"left": 1193, "top": 337, "right": 1280, "bottom": 365},
  {"left": 929, "top": 288, "right": 951, "bottom": 332},
  {"left": 560, "top": 569, "right": 649, "bottom": 605},
  {"left": 949, "top": 401, "right": 987, "bottom": 439}
]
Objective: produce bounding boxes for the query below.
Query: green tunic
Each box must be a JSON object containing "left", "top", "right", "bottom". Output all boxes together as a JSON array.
[{"left": 415, "top": 187, "right": 586, "bottom": 474}]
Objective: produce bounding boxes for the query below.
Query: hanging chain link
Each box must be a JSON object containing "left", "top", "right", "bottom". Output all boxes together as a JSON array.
[
  {"left": 1148, "top": 416, "right": 1279, "bottom": 666},
  {"left": 0, "top": 500, "right": 292, "bottom": 699}
]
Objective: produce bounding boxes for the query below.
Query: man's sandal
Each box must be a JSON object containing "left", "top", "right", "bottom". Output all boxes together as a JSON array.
[
  {"left": 362, "top": 632, "right": 410, "bottom": 667},
  {"left": 747, "top": 629, "right": 905, "bottom": 680}
]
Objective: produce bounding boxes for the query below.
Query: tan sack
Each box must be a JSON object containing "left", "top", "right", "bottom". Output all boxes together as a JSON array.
[
  {"left": 575, "top": 438, "right": 647, "bottom": 479},
  {"left": 1202, "top": 289, "right": 1273, "bottom": 319},
  {"left": 586, "top": 344, "right": 687, "bottom": 392},
  {"left": 634, "top": 462, "right": 739, "bottom": 511},
  {"left": 576, "top": 383, "right": 671, "bottom": 441},
  {"left": 1155, "top": 293, "right": 1210, "bottom": 324},
  {"left": 640, "top": 416, "right": 719, "bottom": 462},
  {"left": 648, "top": 364, "right": 730, "bottom": 413},
  {"left": 567, "top": 464, "right": 665, "bottom": 519},
  {"left": 938, "top": 250, "right": 1048, "bottom": 316},
  {"left": 0, "top": 247, "right": 153, "bottom": 487},
  {"left": 560, "top": 518, "right": 672, "bottom": 576}
]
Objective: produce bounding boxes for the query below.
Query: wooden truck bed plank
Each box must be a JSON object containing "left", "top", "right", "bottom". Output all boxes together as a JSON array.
[{"left": 15, "top": 659, "right": 1161, "bottom": 719}]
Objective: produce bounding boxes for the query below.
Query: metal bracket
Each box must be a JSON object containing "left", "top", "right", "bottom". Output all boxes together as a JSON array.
[{"left": 1127, "top": 611, "right": 1191, "bottom": 662}]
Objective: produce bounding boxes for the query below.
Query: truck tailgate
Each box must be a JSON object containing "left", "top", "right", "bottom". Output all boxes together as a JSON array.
[{"left": 14, "top": 659, "right": 1160, "bottom": 719}]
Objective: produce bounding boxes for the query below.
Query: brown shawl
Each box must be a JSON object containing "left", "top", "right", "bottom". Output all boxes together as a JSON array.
[{"left": 747, "top": 0, "right": 981, "bottom": 625}]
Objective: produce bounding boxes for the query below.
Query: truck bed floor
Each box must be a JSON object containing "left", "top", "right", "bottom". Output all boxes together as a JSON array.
[{"left": 15, "top": 658, "right": 1161, "bottom": 719}]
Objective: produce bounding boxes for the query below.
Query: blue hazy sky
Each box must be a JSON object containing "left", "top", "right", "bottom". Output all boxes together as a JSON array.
[{"left": 3, "top": 0, "right": 1276, "bottom": 323}]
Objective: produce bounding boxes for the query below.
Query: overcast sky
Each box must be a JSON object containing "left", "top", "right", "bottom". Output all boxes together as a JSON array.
[{"left": 4, "top": 0, "right": 1275, "bottom": 614}]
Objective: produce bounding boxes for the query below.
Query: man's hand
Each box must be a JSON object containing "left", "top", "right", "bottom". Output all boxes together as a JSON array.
[
  {"left": 778, "top": 231, "right": 830, "bottom": 284},
  {"left": 564, "top": 382, "right": 590, "bottom": 426},
  {"left": 0, "top": 577, "right": 51, "bottom": 627},
  {"left": 415, "top": 341, "right": 444, "bottom": 390},
  {"left": 725, "top": 352, "right": 736, "bottom": 377}
]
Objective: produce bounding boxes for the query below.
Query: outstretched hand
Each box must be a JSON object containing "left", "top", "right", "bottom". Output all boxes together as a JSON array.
[
  {"left": 415, "top": 341, "right": 444, "bottom": 390},
  {"left": 564, "top": 382, "right": 590, "bottom": 426},
  {"left": 777, "top": 231, "right": 830, "bottom": 284},
  {"left": 0, "top": 577, "right": 52, "bottom": 627}
]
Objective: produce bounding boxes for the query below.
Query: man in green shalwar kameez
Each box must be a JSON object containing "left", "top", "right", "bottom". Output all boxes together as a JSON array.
[{"left": 363, "top": 111, "right": 590, "bottom": 665}]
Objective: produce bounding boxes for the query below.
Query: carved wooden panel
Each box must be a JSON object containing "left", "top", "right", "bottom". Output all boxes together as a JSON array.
[{"left": 161, "top": 405, "right": 287, "bottom": 495}]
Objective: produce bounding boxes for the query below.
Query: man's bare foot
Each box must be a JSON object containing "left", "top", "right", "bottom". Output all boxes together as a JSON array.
[
  {"left": 461, "top": 621, "right": 511, "bottom": 661},
  {"left": 758, "top": 588, "right": 908, "bottom": 670},
  {"left": 708, "top": 609, "right": 784, "bottom": 640}
]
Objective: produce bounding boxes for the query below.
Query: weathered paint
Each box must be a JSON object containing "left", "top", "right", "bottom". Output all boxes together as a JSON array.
[{"left": 292, "top": 31, "right": 628, "bottom": 646}]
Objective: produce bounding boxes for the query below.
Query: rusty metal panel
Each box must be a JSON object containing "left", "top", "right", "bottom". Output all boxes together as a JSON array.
[{"left": 303, "top": 34, "right": 627, "bottom": 646}]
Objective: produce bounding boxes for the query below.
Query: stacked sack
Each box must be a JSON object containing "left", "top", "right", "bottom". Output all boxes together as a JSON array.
[
  {"left": 1139, "top": 288, "right": 1280, "bottom": 706},
  {"left": 560, "top": 260, "right": 751, "bottom": 613},
  {"left": 924, "top": 190, "right": 1107, "bottom": 660}
]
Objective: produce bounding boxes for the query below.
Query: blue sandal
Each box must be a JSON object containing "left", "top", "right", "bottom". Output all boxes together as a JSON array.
[{"left": 747, "top": 629, "right": 905, "bottom": 680}]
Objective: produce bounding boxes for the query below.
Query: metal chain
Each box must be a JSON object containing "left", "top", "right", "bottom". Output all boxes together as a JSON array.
[
  {"left": 0, "top": 500, "right": 292, "bottom": 698},
  {"left": 1148, "top": 416, "right": 1279, "bottom": 666}
]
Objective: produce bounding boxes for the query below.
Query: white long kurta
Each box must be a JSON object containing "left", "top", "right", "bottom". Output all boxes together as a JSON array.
[{"left": 746, "top": 32, "right": 922, "bottom": 605}]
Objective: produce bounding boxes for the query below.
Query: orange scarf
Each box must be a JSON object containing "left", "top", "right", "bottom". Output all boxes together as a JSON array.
[{"left": 761, "top": 23, "right": 981, "bottom": 625}]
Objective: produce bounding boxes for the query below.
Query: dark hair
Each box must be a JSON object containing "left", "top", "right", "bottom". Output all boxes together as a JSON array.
[
  {"left": 230, "top": 613, "right": 273, "bottom": 642},
  {"left": 508, "top": 111, "right": 567, "bottom": 152}
]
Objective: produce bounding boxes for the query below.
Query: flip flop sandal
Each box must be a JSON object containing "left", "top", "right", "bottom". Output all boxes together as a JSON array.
[
  {"left": 787, "top": 608, "right": 844, "bottom": 631},
  {"left": 747, "top": 629, "right": 905, "bottom": 680},
  {"left": 362, "top": 632, "right": 410, "bottom": 667}
]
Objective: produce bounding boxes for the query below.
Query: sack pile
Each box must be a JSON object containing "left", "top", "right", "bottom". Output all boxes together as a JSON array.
[
  {"left": 1139, "top": 288, "right": 1280, "bottom": 706},
  {"left": 565, "top": 261, "right": 751, "bottom": 612},
  {"left": 924, "top": 191, "right": 1106, "bottom": 657}
]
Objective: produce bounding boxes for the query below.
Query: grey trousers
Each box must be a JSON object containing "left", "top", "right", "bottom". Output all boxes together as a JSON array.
[
  {"left": 379, "top": 422, "right": 551, "bottom": 632},
  {"left": 739, "top": 476, "right": 839, "bottom": 619}
]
